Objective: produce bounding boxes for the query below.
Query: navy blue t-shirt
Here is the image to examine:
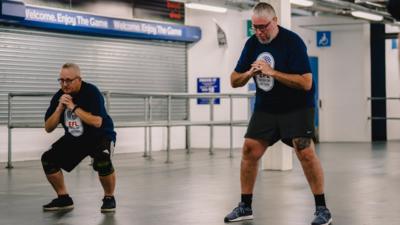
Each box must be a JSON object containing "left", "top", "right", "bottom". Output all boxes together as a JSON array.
[
  {"left": 235, "top": 26, "right": 314, "bottom": 113},
  {"left": 45, "top": 81, "right": 116, "bottom": 142}
]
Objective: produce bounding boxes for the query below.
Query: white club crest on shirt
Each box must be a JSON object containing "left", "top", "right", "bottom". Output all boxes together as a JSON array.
[{"left": 255, "top": 52, "right": 275, "bottom": 92}]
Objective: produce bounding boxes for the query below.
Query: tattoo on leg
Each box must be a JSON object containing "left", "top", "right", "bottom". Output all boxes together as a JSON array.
[{"left": 294, "top": 138, "right": 311, "bottom": 150}]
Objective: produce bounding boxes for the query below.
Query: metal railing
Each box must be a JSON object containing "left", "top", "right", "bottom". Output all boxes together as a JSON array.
[
  {"left": 367, "top": 97, "right": 400, "bottom": 120},
  {"left": 6, "top": 91, "right": 254, "bottom": 168}
]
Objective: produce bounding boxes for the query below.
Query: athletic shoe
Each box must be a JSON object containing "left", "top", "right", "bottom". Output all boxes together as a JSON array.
[
  {"left": 224, "top": 202, "right": 253, "bottom": 223},
  {"left": 311, "top": 206, "right": 332, "bottom": 225},
  {"left": 101, "top": 196, "right": 116, "bottom": 213},
  {"left": 43, "top": 195, "right": 74, "bottom": 211}
]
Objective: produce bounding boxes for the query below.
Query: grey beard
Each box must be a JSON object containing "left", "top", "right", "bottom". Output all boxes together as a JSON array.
[{"left": 257, "top": 36, "right": 272, "bottom": 44}]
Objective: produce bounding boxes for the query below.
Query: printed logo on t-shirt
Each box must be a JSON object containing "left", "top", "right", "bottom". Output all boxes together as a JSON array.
[
  {"left": 255, "top": 52, "right": 275, "bottom": 92},
  {"left": 64, "top": 109, "right": 84, "bottom": 137}
]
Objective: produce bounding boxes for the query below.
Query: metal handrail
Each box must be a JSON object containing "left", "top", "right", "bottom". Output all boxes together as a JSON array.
[
  {"left": 367, "top": 97, "right": 400, "bottom": 100},
  {"left": 367, "top": 97, "right": 400, "bottom": 121},
  {"left": 368, "top": 117, "right": 400, "bottom": 120},
  {"left": 6, "top": 91, "right": 255, "bottom": 168}
]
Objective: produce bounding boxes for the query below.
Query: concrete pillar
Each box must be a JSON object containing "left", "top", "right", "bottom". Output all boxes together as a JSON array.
[{"left": 259, "top": 0, "right": 293, "bottom": 171}]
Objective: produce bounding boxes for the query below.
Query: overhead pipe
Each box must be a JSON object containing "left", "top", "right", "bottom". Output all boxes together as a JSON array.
[
  {"left": 291, "top": 0, "right": 398, "bottom": 25},
  {"left": 314, "top": 0, "right": 391, "bottom": 18}
]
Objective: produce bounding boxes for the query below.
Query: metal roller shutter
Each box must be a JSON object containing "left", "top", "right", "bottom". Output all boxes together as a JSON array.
[{"left": 0, "top": 24, "right": 188, "bottom": 124}]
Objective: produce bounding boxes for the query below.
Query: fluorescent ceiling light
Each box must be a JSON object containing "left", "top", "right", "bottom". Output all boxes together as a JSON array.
[
  {"left": 351, "top": 11, "right": 383, "bottom": 21},
  {"left": 290, "top": 0, "right": 314, "bottom": 7},
  {"left": 185, "top": 3, "right": 227, "bottom": 13}
]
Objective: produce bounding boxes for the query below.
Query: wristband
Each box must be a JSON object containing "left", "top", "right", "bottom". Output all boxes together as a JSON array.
[{"left": 72, "top": 105, "right": 79, "bottom": 113}]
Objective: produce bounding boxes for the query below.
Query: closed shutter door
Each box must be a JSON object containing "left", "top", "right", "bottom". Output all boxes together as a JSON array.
[{"left": 0, "top": 25, "right": 187, "bottom": 125}]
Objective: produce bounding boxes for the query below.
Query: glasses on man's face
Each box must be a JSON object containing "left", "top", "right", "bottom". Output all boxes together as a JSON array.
[
  {"left": 57, "top": 77, "right": 79, "bottom": 85},
  {"left": 252, "top": 22, "right": 271, "bottom": 32}
]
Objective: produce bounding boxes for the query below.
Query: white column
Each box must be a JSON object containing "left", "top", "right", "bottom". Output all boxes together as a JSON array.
[{"left": 260, "top": 0, "right": 293, "bottom": 171}]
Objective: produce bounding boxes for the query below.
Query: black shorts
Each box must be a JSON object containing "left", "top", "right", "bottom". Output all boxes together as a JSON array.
[
  {"left": 245, "top": 107, "right": 315, "bottom": 147},
  {"left": 44, "top": 135, "right": 114, "bottom": 172}
]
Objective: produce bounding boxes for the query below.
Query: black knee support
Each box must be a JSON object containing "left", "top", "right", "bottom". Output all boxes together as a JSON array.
[
  {"left": 92, "top": 151, "right": 114, "bottom": 176},
  {"left": 41, "top": 151, "right": 61, "bottom": 175},
  {"left": 293, "top": 138, "right": 311, "bottom": 151}
]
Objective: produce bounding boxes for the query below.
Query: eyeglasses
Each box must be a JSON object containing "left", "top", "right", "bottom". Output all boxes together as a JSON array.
[
  {"left": 57, "top": 77, "right": 79, "bottom": 85},
  {"left": 252, "top": 22, "right": 271, "bottom": 32}
]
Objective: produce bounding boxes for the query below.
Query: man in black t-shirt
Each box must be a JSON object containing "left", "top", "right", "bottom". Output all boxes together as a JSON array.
[
  {"left": 41, "top": 63, "right": 117, "bottom": 213},
  {"left": 224, "top": 3, "right": 331, "bottom": 225}
]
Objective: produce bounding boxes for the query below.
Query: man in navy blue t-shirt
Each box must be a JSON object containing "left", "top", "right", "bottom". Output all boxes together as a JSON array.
[
  {"left": 41, "top": 63, "right": 117, "bottom": 213},
  {"left": 224, "top": 3, "right": 332, "bottom": 225}
]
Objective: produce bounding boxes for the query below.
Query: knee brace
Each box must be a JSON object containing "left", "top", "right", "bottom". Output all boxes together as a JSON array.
[
  {"left": 92, "top": 151, "right": 114, "bottom": 176},
  {"left": 41, "top": 151, "right": 60, "bottom": 175},
  {"left": 293, "top": 138, "right": 312, "bottom": 151}
]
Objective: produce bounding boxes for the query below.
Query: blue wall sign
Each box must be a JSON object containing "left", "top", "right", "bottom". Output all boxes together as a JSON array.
[
  {"left": 392, "top": 39, "right": 398, "bottom": 49},
  {"left": 0, "top": 0, "right": 201, "bottom": 42},
  {"left": 197, "top": 77, "right": 220, "bottom": 105},
  {"left": 316, "top": 31, "right": 331, "bottom": 48}
]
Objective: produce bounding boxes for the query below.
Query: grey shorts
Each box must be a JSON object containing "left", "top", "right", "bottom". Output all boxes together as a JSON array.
[{"left": 245, "top": 107, "right": 315, "bottom": 147}]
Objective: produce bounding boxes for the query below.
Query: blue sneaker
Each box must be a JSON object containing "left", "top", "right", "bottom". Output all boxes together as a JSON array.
[
  {"left": 311, "top": 206, "right": 332, "bottom": 225},
  {"left": 224, "top": 202, "right": 253, "bottom": 223}
]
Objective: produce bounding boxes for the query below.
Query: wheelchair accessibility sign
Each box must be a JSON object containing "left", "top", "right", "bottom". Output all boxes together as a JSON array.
[{"left": 317, "top": 31, "right": 331, "bottom": 48}]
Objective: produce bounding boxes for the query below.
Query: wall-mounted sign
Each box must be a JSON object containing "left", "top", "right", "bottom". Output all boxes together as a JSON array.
[
  {"left": 246, "top": 20, "right": 255, "bottom": 37},
  {"left": 316, "top": 31, "right": 331, "bottom": 48},
  {"left": 392, "top": 39, "right": 398, "bottom": 49},
  {"left": 0, "top": 0, "right": 201, "bottom": 42},
  {"left": 166, "top": 0, "right": 184, "bottom": 21},
  {"left": 197, "top": 77, "right": 220, "bottom": 105}
]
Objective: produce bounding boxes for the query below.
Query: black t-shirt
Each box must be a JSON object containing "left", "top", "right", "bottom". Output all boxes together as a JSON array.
[
  {"left": 45, "top": 81, "right": 116, "bottom": 142},
  {"left": 235, "top": 26, "right": 314, "bottom": 113}
]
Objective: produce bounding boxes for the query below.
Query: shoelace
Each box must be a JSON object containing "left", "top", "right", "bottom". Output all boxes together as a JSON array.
[
  {"left": 233, "top": 206, "right": 246, "bottom": 216},
  {"left": 314, "top": 209, "right": 328, "bottom": 221}
]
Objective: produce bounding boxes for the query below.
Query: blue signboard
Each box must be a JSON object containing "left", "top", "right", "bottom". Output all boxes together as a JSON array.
[
  {"left": 392, "top": 39, "right": 398, "bottom": 49},
  {"left": 316, "top": 31, "right": 331, "bottom": 48},
  {"left": 197, "top": 77, "right": 220, "bottom": 105},
  {"left": 0, "top": 0, "right": 201, "bottom": 42}
]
